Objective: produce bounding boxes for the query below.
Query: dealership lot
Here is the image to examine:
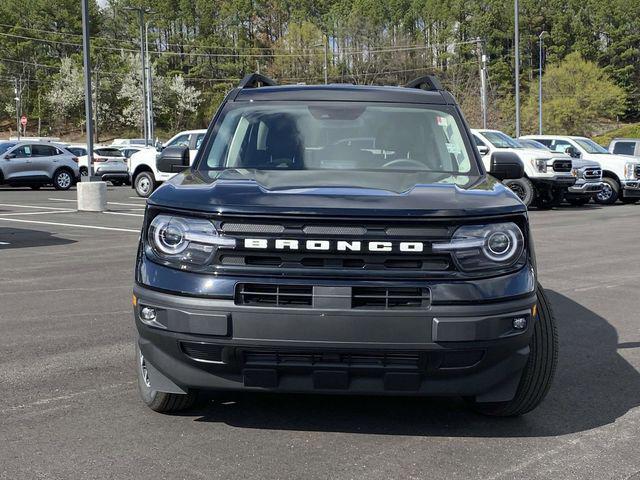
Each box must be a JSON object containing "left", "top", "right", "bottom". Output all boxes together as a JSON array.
[{"left": 1, "top": 187, "right": 639, "bottom": 480}]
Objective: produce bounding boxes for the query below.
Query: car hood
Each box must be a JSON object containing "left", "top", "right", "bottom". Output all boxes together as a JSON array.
[
  {"left": 588, "top": 153, "right": 640, "bottom": 165},
  {"left": 147, "top": 169, "right": 526, "bottom": 218}
]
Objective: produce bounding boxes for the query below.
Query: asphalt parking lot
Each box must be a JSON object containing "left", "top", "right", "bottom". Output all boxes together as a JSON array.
[{"left": 1, "top": 186, "right": 639, "bottom": 480}]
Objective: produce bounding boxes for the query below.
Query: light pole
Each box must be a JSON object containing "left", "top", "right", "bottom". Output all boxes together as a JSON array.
[
  {"left": 538, "top": 31, "right": 547, "bottom": 135},
  {"left": 81, "top": 0, "right": 94, "bottom": 178},
  {"left": 514, "top": 0, "right": 520, "bottom": 137},
  {"left": 312, "top": 38, "right": 329, "bottom": 84},
  {"left": 124, "top": 6, "right": 152, "bottom": 147},
  {"left": 14, "top": 79, "right": 20, "bottom": 140}
]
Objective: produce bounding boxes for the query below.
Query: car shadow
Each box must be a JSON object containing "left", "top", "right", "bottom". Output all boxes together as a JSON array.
[
  {"left": 0, "top": 227, "right": 76, "bottom": 249},
  {"left": 181, "top": 289, "right": 640, "bottom": 437}
]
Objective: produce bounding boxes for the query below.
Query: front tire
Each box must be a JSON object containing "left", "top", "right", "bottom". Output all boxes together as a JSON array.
[
  {"left": 134, "top": 171, "right": 156, "bottom": 198},
  {"left": 595, "top": 177, "right": 619, "bottom": 205},
  {"left": 466, "top": 283, "right": 558, "bottom": 417},
  {"left": 53, "top": 169, "right": 73, "bottom": 190},
  {"left": 503, "top": 178, "right": 535, "bottom": 207},
  {"left": 136, "top": 343, "right": 198, "bottom": 413}
]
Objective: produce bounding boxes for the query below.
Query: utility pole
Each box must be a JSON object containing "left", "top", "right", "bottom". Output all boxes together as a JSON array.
[
  {"left": 538, "top": 31, "right": 547, "bottom": 135},
  {"left": 14, "top": 79, "right": 20, "bottom": 140},
  {"left": 324, "top": 35, "right": 328, "bottom": 84},
  {"left": 145, "top": 21, "right": 154, "bottom": 145},
  {"left": 124, "top": 6, "right": 152, "bottom": 146},
  {"left": 514, "top": 0, "right": 521, "bottom": 137},
  {"left": 476, "top": 38, "right": 488, "bottom": 129},
  {"left": 81, "top": 0, "right": 94, "bottom": 178}
]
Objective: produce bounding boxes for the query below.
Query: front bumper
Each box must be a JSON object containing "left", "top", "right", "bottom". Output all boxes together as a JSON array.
[
  {"left": 134, "top": 267, "right": 537, "bottom": 402},
  {"left": 531, "top": 175, "right": 576, "bottom": 187},
  {"left": 622, "top": 180, "right": 640, "bottom": 198},
  {"left": 568, "top": 180, "right": 603, "bottom": 194}
]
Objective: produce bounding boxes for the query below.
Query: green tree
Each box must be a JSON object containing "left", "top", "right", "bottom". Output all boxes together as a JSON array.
[{"left": 521, "top": 52, "right": 627, "bottom": 135}]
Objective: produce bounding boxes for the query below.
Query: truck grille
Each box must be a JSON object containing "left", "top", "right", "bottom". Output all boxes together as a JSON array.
[
  {"left": 583, "top": 167, "right": 602, "bottom": 180},
  {"left": 212, "top": 215, "right": 459, "bottom": 278},
  {"left": 236, "top": 284, "right": 431, "bottom": 310},
  {"left": 635, "top": 165, "right": 640, "bottom": 179},
  {"left": 243, "top": 350, "right": 423, "bottom": 370},
  {"left": 552, "top": 159, "right": 572, "bottom": 173}
]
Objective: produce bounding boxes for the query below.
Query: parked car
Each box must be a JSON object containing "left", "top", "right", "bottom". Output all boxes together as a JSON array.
[
  {"left": 133, "top": 74, "right": 557, "bottom": 417},
  {"left": 521, "top": 135, "right": 640, "bottom": 204},
  {"left": 518, "top": 137, "right": 603, "bottom": 206},
  {"left": 65, "top": 144, "right": 89, "bottom": 176},
  {"left": 93, "top": 147, "right": 129, "bottom": 186},
  {"left": 608, "top": 138, "right": 640, "bottom": 158},
  {"left": 129, "top": 129, "right": 206, "bottom": 197},
  {"left": 472, "top": 129, "right": 576, "bottom": 208},
  {"left": 0, "top": 141, "right": 79, "bottom": 190},
  {"left": 111, "top": 138, "right": 147, "bottom": 147}
]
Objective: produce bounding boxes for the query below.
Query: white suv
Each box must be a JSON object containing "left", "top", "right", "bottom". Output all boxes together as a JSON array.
[
  {"left": 129, "top": 129, "right": 206, "bottom": 197},
  {"left": 521, "top": 135, "right": 640, "bottom": 204},
  {"left": 472, "top": 129, "right": 577, "bottom": 208}
]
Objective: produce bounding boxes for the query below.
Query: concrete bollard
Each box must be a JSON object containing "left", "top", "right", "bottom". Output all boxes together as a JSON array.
[{"left": 77, "top": 181, "right": 107, "bottom": 212}]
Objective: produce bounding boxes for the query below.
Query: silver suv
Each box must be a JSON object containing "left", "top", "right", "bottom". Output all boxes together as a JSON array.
[{"left": 0, "top": 141, "right": 80, "bottom": 190}]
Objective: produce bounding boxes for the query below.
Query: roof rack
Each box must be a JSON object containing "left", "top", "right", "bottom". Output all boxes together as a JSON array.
[
  {"left": 238, "top": 73, "right": 278, "bottom": 89},
  {"left": 404, "top": 75, "right": 443, "bottom": 91}
]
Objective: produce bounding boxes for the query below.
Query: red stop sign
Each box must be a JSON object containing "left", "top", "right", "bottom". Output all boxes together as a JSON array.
[{"left": 20, "top": 115, "right": 27, "bottom": 126}]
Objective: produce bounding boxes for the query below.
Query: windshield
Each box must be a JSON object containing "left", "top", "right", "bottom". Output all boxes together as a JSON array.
[
  {"left": 0, "top": 143, "right": 16, "bottom": 155},
  {"left": 198, "top": 103, "right": 477, "bottom": 178},
  {"left": 481, "top": 131, "right": 521, "bottom": 149},
  {"left": 574, "top": 138, "right": 609, "bottom": 154},
  {"left": 518, "top": 139, "right": 548, "bottom": 150}
]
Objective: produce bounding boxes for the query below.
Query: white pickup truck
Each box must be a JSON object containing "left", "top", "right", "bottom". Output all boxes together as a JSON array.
[
  {"left": 521, "top": 135, "right": 640, "bottom": 204},
  {"left": 472, "top": 129, "right": 579, "bottom": 208},
  {"left": 128, "top": 129, "right": 206, "bottom": 197}
]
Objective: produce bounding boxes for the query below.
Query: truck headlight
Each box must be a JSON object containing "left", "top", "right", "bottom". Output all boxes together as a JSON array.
[
  {"left": 432, "top": 222, "right": 525, "bottom": 271},
  {"left": 624, "top": 162, "right": 637, "bottom": 179},
  {"left": 147, "top": 215, "right": 235, "bottom": 266},
  {"left": 533, "top": 158, "right": 547, "bottom": 173}
]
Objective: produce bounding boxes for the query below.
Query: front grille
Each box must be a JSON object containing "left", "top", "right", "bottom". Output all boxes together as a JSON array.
[
  {"left": 236, "top": 284, "right": 431, "bottom": 309},
  {"left": 553, "top": 159, "right": 572, "bottom": 173},
  {"left": 635, "top": 165, "right": 640, "bottom": 179},
  {"left": 584, "top": 167, "right": 602, "bottom": 180},
  {"left": 351, "top": 287, "right": 430, "bottom": 309},
  {"left": 237, "top": 284, "right": 313, "bottom": 307},
  {"left": 243, "top": 350, "right": 423, "bottom": 370}
]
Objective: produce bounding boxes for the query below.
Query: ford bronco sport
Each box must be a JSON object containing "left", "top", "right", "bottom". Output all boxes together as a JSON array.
[{"left": 133, "top": 74, "right": 558, "bottom": 417}]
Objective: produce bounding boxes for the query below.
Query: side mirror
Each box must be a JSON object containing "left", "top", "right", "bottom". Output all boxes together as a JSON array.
[
  {"left": 157, "top": 146, "right": 190, "bottom": 173},
  {"left": 4, "top": 153, "right": 15, "bottom": 160},
  {"left": 477, "top": 145, "right": 490, "bottom": 156},
  {"left": 489, "top": 151, "right": 524, "bottom": 180},
  {"left": 565, "top": 146, "right": 581, "bottom": 158}
]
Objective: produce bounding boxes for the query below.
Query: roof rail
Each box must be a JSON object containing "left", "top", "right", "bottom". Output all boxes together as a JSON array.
[
  {"left": 238, "top": 73, "right": 278, "bottom": 89},
  {"left": 404, "top": 75, "right": 443, "bottom": 91}
]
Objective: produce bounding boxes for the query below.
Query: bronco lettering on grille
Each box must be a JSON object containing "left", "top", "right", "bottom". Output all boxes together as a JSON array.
[{"left": 244, "top": 238, "right": 426, "bottom": 253}]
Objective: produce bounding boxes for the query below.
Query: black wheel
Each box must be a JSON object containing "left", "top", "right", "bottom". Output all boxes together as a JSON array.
[
  {"left": 595, "top": 177, "right": 619, "bottom": 205},
  {"left": 53, "top": 169, "right": 73, "bottom": 190},
  {"left": 111, "top": 180, "right": 124, "bottom": 187},
  {"left": 30, "top": 185, "right": 41, "bottom": 190},
  {"left": 503, "top": 178, "right": 535, "bottom": 207},
  {"left": 566, "top": 197, "right": 591, "bottom": 206},
  {"left": 136, "top": 342, "right": 198, "bottom": 413},
  {"left": 134, "top": 171, "right": 156, "bottom": 198},
  {"left": 621, "top": 197, "right": 637, "bottom": 204},
  {"left": 466, "top": 283, "right": 558, "bottom": 417}
]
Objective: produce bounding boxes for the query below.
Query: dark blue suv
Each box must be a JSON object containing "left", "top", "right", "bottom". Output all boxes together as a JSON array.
[{"left": 133, "top": 74, "right": 557, "bottom": 416}]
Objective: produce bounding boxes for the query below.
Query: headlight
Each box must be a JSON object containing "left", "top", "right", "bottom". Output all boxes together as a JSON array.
[
  {"left": 533, "top": 158, "right": 547, "bottom": 173},
  {"left": 571, "top": 168, "right": 579, "bottom": 178},
  {"left": 147, "top": 215, "right": 235, "bottom": 266},
  {"left": 624, "top": 162, "right": 637, "bottom": 179},
  {"left": 432, "top": 222, "right": 525, "bottom": 272}
]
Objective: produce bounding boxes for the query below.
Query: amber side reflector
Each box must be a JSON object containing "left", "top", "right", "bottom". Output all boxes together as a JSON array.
[
  {"left": 531, "top": 304, "right": 538, "bottom": 318},
  {"left": 132, "top": 294, "right": 137, "bottom": 306}
]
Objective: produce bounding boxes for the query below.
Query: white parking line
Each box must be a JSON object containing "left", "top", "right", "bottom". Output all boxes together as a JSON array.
[
  {"left": 0, "top": 209, "right": 76, "bottom": 216},
  {"left": 0, "top": 217, "right": 140, "bottom": 233},
  {"left": 0, "top": 203, "right": 73, "bottom": 211},
  {"left": 103, "top": 211, "right": 144, "bottom": 217},
  {"left": 0, "top": 241, "right": 9, "bottom": 245},
  {"left": 48, "top": 198, "right": 146, "bottom": 208}
]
